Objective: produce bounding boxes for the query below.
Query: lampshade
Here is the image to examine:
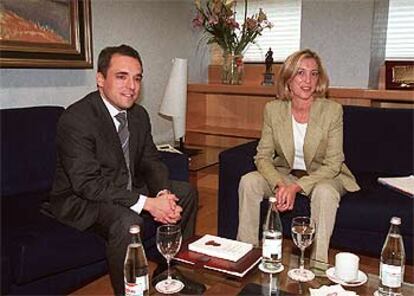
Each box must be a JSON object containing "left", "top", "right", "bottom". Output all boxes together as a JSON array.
[{"left": 159, "top": 58, "right": 188, "bottom": 141}]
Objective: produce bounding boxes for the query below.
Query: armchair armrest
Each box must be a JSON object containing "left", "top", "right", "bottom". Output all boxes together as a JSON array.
[{"left": 159, "top": 151, "right": 189, "bottom": 182}]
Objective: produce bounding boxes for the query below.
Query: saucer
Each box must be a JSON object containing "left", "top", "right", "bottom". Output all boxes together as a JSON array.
[
  {"left": 155, "top": 279, "right": 184, "bottom": 294},
  {"left": 258, "top": 262, "right": 284, "bottom": 274},
  {"left": 326, "top": 267, "right": 368, "bottom": 287}
]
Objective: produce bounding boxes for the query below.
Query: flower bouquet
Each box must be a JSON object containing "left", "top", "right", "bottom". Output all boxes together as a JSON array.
[{"left": 193, "top": 0, "right": 272, "bottom": 84}]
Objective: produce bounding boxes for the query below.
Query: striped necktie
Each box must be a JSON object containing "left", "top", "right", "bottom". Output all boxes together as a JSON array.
[{"left": 115, "top": 112, "right": 131, "bottom": 190}]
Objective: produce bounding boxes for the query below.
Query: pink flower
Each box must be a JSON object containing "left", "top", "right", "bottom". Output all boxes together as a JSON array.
[
  {"left": 226, "top": 18, "right": 239, "bottom": 30},
  {"left": 192, "top": 12, "right": 205, "bottom": 28},
  {"left": 246, "top": 17, "right": 258, "bottom": 31},
  {"left": 208, "top": 15, "right": 219, "bottom": 25}
]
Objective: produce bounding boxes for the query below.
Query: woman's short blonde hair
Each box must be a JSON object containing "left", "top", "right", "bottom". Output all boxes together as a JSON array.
[{"left": 276, "top": 49, "right": 329, "bottom": 100}]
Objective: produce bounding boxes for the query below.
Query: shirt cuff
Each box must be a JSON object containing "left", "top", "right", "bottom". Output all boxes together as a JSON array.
[
  {"left": 130, "top": 194, "right": 147, "bottom": 214},
  {"left": 157, "top": 189, "right": 170, "bottom": 197}
]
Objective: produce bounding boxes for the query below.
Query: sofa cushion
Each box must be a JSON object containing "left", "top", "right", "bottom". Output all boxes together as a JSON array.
[
  {"left": 160, "top": 151, "right": 189, "bottom": 182},
  {"left": 336, "top": 172, "right": 413, "bottom": 235},
  {"left": 343, "top": 106, "right": 413, "bottom": 175},
  {"left": 1, "top": 255, "right": 10, "bottom": 294},
  {"left": 332, "top": 172, "right": 413, "bottom": 262},
  {"left": 2, "top": 191, "right": 105, "bottom": 285},
  {"left": 8, "top": 261, "right": 108, "bottom": 296},
  {"left": 1, "top": 107, "right": 64, "bottom": 196}
]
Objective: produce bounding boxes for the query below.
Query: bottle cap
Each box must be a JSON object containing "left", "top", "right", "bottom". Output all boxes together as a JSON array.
[
  {"left": 129, "top": 225, "right": 141, "bottom": 234},
  {"left": 390, "top": 216, "right": 401, "bottom": 225},
  {"left": 269, "top": 197, "right": 276, "bottom": 203}
]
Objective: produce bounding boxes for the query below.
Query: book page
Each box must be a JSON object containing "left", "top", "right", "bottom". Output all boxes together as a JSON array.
[
  {"left": 188, "top": 234, "right": 253, "bottom": 262},
  {"left": 156, "top": 144, "right": 183, "bottom": 154},
  {"left": 378, "top": 175, "right": 414, "bottom": 197}
]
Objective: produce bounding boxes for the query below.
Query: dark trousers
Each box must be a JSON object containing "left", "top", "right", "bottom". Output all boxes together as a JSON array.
[{"left": 89, "top": 180, "right": 198, "bottom": 295}]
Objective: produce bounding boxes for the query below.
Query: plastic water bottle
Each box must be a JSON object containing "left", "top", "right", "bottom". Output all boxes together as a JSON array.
[
  {"left": 124, "top": 225, "right": 149, "bottom": 296},
  {"left": 378, "top": 217, "right": 405, "bottom": 296},
  {"left": 262, "top": 197, "right": 283, "bottom": 271}
]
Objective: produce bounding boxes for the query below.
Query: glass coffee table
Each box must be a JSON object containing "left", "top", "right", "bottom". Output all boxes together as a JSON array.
[{"left": 159, "top": 251, "right": 413, "bottom": 295}]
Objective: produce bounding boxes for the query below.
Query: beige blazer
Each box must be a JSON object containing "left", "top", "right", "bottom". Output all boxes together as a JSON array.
[{"left": 255, "top": 98, "right": 360, "bottom": 196}]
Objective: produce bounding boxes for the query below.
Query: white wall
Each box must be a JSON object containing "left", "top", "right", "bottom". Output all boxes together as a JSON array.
[
  {"left": 0, "top": 0, "right": 209, "bottom": 144},
  {"left": 301, "top": 0, "right": 375, "bottom": 88}
]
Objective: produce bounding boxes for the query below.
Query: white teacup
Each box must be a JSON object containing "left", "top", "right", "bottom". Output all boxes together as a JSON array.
[{"left": 335, "top": 252, "right": 359, "bottom": 282}]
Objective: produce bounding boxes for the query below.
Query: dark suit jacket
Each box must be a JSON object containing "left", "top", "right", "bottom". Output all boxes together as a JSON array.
[{"left": 50, "top": 91, "right": 169, "bottom": 231}]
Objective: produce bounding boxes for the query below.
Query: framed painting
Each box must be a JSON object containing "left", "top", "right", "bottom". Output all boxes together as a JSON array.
[
  {"left": 385, "top": 61, "right": 414, "bottom": 90},
  {"left": 0, "top": 0, "right": 93, "bottom": 68}
]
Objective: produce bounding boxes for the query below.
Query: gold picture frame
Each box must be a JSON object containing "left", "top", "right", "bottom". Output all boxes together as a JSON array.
[
  {"left": 0, "top": 0, "right": 93, "bottom": 68},
  {"left": 385, "top": 61, "right": 414, "bottom": 90}
]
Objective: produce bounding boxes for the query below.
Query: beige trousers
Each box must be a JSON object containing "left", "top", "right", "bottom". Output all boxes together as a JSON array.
[{"left": 237, "top": 171, "right": 346, "bottom": 263}]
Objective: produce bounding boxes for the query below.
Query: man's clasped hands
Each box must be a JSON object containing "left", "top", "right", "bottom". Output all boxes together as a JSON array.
[{"left": 144, "top": 189, "right": 182, "bottom": 224}]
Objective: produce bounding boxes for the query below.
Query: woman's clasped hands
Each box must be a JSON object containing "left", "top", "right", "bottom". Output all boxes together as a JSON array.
[{"left": 275, "top": 182, "right": 302, "bottom": 212}]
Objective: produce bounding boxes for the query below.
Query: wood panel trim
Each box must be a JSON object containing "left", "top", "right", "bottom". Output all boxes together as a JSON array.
[
  {"left": 189, "top": 84, "right": 414, "bottom": 102},
  {"left": 187, "top": 125, "right": 261, "bottom": 139},
  {"left": 188, "top": 84, "right": 276, "bottom": 96}
]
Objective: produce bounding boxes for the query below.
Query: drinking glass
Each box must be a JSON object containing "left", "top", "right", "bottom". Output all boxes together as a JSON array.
[
  {"left": 155, "top": 224, "right": 184, "bottom": 294},
  {"left": 288, "top": 216, "right": 316, "bottom": 282}
]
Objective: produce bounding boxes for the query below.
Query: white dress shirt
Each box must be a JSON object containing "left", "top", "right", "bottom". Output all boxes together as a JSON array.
[{"left": 292, "top": 115, "right": 307, "bottom": 171}]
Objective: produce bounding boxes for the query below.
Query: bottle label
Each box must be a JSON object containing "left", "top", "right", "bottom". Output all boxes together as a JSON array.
[
  {"left": 263, "top": 238, "right": 282, "bottom": 258},
  {"left": 380, "top": 263, "right": 402, "bottom": 288},
  {"left": 125, "top": 275, "right": 148, "bottom": 296}
]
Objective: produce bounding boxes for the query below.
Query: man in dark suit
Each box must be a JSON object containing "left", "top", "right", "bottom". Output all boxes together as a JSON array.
[{"left": 50, "top": 44, "right": 198, "bottom": 295}]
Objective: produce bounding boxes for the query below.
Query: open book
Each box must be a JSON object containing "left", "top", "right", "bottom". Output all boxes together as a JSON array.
[
  {"left": 156, "top": 144, "right": 183, "bottom": 154},
  {"left": 188, "top": 234, "right": 253, "bottom": 262},
  {"left": 378, "top": 175, "right": 414, "bottom": 197},
  {"left": 174, "top": 236, "right": 262, "bottom": 278}
]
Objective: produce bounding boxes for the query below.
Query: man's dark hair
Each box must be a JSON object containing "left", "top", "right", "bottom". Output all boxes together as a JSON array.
[{"left": 97, "top": 44, "right": 143, "bottom": 77}]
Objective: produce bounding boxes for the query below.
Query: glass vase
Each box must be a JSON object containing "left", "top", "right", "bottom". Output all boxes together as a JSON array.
[{"left": 221, "top": 51, "right": 244, "bottom": 85}]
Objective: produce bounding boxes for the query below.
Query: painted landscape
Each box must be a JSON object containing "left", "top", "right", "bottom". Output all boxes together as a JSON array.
[{"left": 0, "top": 0, "right": 71, "bottom": 44}]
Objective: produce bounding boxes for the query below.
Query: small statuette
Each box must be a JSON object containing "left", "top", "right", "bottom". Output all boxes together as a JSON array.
[{"left": 262, "top": 47, "right": 275, "bottom": 86}]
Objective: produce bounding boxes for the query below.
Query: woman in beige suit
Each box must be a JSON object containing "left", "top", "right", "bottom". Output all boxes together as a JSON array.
[{"left": 237, "top": 49, "right": 360, "bottom": 264}]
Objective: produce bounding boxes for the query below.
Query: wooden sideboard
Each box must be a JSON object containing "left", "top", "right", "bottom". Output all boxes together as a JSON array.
[{"left": 186, "top": 82, "right": 414, "bottom": 148}]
